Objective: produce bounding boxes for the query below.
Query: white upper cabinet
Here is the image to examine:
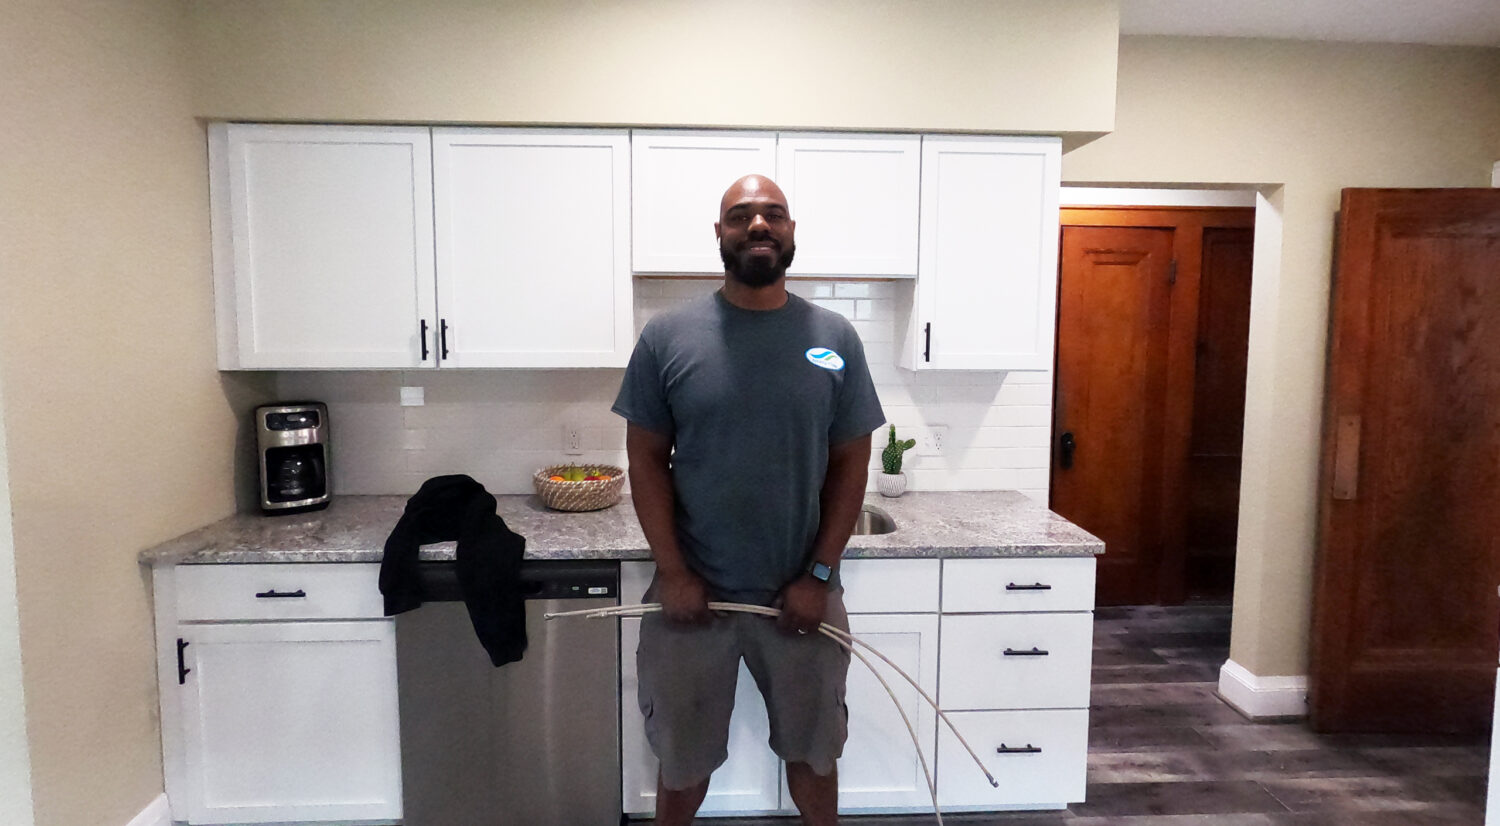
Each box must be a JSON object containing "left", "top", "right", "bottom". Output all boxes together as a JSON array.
[
  {"left": 777, "top": 133, "right": 920, "bottom": 278},
  {"left": 900, "top": 136, "right": 1061, "bottom": 371},
  {"left": 631, "top": 130, "right": 776, "bottom": 274},
  {"left": 432, "top": 128, "right": 632, "bottom": 367},
  {"left": 211, "top": 123, "right": 437, "bottom": 370},
  {"left": 631, "top": 130, "right": 920, "bottom": 278}
]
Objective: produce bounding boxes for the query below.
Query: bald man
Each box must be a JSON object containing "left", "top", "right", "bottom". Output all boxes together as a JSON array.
[{"left": 612, "top": 176, "right": 886, "bottom": 825}]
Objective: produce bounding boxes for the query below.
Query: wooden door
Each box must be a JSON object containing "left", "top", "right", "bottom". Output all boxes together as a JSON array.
[
  {"left": 1052, "top": 225, "right": 1174, "bottom": 605},
  {"left": 1310, "top": 188, "right": 1500, "bottom": 733},
  {"left": 1052, "top": 208, "right": 1255, "bottom": 605}
]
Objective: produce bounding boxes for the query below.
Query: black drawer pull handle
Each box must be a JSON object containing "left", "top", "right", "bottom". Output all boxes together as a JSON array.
[
  {"left": 1003, "top": 647, "right": 1049, "bottom": 656},
  {"left": 255, "top": 589, "right": 307, "bottom": 599},
  {"left": 1006, "top": 582, "right": 1052, "bottom": 591},
  {"left": 177, "top": 638, "right": 191, "bottom": 685},
  {"left": 996, "top": 743, "right": 1042, "bottom": 754}
]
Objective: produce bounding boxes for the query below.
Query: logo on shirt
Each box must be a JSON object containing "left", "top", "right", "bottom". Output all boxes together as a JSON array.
[{"left": 805, "top": 347, "right": 845, "bottom": 371}]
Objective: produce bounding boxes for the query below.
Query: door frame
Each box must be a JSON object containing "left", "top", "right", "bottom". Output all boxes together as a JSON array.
[{"left": 1056, "top": 201, "right": 1255, "bottom": 604}]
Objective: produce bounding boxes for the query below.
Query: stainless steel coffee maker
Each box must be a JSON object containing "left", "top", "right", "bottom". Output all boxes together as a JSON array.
[{"left": 256, "top": 402, "right": 331, "bottom": 514}]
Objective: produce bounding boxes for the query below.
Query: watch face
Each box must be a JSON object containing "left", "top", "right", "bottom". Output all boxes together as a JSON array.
[{"left": 810, "top": 561, "right": 832, "bottom": 582}]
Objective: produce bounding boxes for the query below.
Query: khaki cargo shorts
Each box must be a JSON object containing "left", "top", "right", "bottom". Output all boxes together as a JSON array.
[{"left": 636, "top": 581, "right": 851, "bottom": 790}]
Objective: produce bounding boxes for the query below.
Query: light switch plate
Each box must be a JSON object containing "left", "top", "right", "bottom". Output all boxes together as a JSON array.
[{"left": 400, "top": 386, "right": 424, "bottom": 407}]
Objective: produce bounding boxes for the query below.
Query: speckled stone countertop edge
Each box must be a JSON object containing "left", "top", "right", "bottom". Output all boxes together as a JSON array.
[{"left": 139, "top": 491, "right": 1104, "bottom": 566}]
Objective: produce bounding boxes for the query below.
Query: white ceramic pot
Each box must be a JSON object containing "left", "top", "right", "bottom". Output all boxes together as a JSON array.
[{"left": 877, "top": 471, "right": 907, "bottom": 498}]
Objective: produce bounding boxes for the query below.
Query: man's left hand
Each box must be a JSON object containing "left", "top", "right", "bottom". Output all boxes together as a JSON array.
[{"left": 775, "top": 575, "right": 829, "bottom": 637}]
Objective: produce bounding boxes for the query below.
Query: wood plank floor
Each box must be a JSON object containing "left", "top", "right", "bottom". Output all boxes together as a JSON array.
[{"left": 716, "top": 602, "right": 1491, "bottom": 825}]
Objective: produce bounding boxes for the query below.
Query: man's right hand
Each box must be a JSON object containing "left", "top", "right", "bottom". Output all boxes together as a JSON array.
[{"left": 657, "top": 568, "right": 712, "bottom": 626}]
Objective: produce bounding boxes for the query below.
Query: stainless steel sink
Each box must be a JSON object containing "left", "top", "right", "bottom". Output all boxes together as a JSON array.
[{"left": 851, "top": 504, "right": 896, "bottom": 535}]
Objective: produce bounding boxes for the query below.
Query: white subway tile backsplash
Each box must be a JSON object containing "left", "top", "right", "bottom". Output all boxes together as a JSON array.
[{"left": 278, "top": 279, "right": 1052, "bottom": 497}]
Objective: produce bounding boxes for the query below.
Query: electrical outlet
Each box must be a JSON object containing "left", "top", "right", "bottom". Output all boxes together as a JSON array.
[
  {"left": 917, "top": 425, "right": 948, "bottom": 457},
  {"left": 563, "top": 423, "right": 585, "bottom": 455},
  {"left": 399, "top": 386, "right": 424, "bottom": 407}
]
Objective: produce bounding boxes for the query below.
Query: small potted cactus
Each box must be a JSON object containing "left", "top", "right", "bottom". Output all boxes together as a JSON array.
[{"left": 878, "top": 424, "right": 916, "bottom": 498}]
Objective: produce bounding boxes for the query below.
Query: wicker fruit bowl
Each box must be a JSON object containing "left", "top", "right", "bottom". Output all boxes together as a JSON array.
[{"left": 533, "top": 464, "right": 626, "bottom": 512}]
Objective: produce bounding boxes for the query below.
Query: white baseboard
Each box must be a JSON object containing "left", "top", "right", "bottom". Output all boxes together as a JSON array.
[
  {"left": 126, "top": 794, "right": 170, "bottom": 826},
  {"left": 1217, "top": 659, "right": 1308, "bottom": 719}
]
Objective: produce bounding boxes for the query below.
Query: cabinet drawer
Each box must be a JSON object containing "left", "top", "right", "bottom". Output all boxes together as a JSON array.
[
  {"left": 841, "top": 559, "right": 939, "bottom": 614},
  {"left": 175, "top": 563, "right": 384, "bottom": 621},
  {"left": 938, "top": 613, "right": 1093, "bottom": 710},
  {"left": 936, "top": 709, "right": 1087, "bottom": 807},
  {"left": 942, "top": 558, "right": 1095, "bottom": 613}
]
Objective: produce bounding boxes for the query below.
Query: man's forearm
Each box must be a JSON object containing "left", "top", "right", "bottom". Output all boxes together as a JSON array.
[{"left": 809, "top": 434, "right": 873, "bottom": 570}]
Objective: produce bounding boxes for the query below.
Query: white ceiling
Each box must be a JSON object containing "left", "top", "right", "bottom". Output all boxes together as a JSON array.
[{"left": 1120, "top": 0, "right": 1500, "bottom": 48}]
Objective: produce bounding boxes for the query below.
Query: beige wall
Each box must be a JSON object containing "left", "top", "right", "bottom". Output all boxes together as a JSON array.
[
  {"left": 1065, "top": 37, "right": 1500, "bottom": 677},
  {"left": 0, "top": 2, "right": 273, "bottom": 824},
  {"left": 187, "top": 0, "right": 1119, "bottom": 135}
]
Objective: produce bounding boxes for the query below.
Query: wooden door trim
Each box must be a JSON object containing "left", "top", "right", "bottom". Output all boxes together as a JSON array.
[{"left": 1058, "top": 206, "right": 1255, "bottom": 605}]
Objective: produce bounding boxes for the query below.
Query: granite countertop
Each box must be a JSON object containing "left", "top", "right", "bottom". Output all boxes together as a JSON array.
[{"left": 138, "top": 491, "right": 1103, "bottom": 566}]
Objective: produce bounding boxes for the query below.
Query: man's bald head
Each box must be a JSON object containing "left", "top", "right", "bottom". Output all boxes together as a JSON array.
[{"left": 719, "top": 174, "right": 789, "bottom": 219}]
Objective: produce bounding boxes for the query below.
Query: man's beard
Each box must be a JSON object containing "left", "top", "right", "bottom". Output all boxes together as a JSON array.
[{"left": 721, "top": 240, "right": 796, "bottom": 288}]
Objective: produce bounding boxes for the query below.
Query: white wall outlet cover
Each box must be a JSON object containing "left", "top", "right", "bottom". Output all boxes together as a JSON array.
[
  {"left": 917, "top": 425, "right": 948, "bottom": 457},
  {"left": 1492, "top": 161, "right": 1499, "bottom": 187},
  {"left": 563, "top": 423, "right": 585, "bottom": 455},
  {"left": 399, "top": 386, "right": 424, "bottom": 406}
]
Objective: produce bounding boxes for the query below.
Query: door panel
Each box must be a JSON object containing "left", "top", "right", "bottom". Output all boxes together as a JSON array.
[
  {"left": 1184, "top": 227, "right": 1254, "bottom": 596},
  {"left": 1054, "top": 208, "right": 1255, "bottom": 606},
  {"left": 1051, "top": 226, "right": 1174, "bottom": 605},
  {"left": 1312, "top": 188, "right": 1500, "bottom": 732}
]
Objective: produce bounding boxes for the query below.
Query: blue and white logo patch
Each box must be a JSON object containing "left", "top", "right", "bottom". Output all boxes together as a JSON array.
[{"left": 805, "top": 347, "right": 845, "bottom": 371}]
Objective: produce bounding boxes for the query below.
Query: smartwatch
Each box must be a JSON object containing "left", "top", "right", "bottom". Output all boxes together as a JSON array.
[{"left": 807, "top": 560, "right": 833, "bottom": 584}]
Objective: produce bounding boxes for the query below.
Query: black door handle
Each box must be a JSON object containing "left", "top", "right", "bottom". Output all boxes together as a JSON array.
[
  {"left": 1003, "top": 647, "right": 1050, "bottom": 656},
  {"left": 420, "top": 319, "right": 430, "bottom": 361},
  {"left": 1059, "top": 431, "right": 1076, "bottom": 470},
  {"left": 177, "top": 638, "right": 191, "bottom": 685},
  {"left": 440, "top": 319, "right": 450, "bottom": 360},
  {"left": 996, "top": 743, "right": 1043, "bottom": 754},
  {"left": 255, "top": 589, "right": 306, "bottom": 599}
]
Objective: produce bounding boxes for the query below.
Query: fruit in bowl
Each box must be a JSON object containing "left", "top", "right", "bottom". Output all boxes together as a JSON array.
[{"left": 548, "top": 466, "right": 613, "bottom": 483}]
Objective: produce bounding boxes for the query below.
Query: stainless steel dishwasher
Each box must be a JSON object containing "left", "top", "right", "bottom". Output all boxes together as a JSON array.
[{"left": 396, "top": 559, "right": 621, "bottom": 826}]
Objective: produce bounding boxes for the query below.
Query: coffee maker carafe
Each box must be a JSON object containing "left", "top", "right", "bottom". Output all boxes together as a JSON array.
[{"left": 256, "top": 402, "right": 330, "bottom": 514}]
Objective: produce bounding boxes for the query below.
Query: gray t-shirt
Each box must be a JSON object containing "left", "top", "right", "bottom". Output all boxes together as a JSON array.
[{"left": 612, "top": 291, "right": 886, "bottom": 604}]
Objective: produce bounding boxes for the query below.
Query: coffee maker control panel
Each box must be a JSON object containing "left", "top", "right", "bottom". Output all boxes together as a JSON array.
[{"left": 265, "top": 410, "right": 321, "bottom": 431}]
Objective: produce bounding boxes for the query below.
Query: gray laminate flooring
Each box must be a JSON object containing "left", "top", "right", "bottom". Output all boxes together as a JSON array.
[{"left": 712, "top": 602, "right": 1491, "bottom": 825}]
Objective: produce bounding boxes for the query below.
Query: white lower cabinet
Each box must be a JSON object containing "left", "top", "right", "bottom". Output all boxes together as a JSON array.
[
  {"left": 826, "top": 613, "right": 940, "bottom": 810},
  {"left": 935, "top": 557, "right": 1096, "bottom": 812},
  {"left": 620, "top": 616, "right": 784, "bottom": 816},
  {"left": 154, "top": 564, "right": 401, "bottom": 825},
  {"left": 936, "top": 709, "right": 1089, "bottom": 806}
]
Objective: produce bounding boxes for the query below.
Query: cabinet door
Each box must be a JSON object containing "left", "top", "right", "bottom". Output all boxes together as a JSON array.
[
  {"left": 432, "top": 129, "right": 633, "bottom": 367},
  {"left": 777, "top": 134, "right": 920, "bottom": 277},
  {"left": 620, "top": 617, "right": 782, "bottom": 816},
  {"left": 177, "top": 621, "right": 401, "bottom": 824},
  {"left": 632, "top": 130, "right": 776, "bottom": 273},
  {"left": 902, "top": 136, "right": 1061, "bottom": 371},
  {"left": 211, "top": 123, "right": 436, "bottom": 369},
  {"left": 833, "top": 614, "right": 939, "bottom": 812},
  {"left": 936, "top": 709, "right": 1088, "bottom": 807}
]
